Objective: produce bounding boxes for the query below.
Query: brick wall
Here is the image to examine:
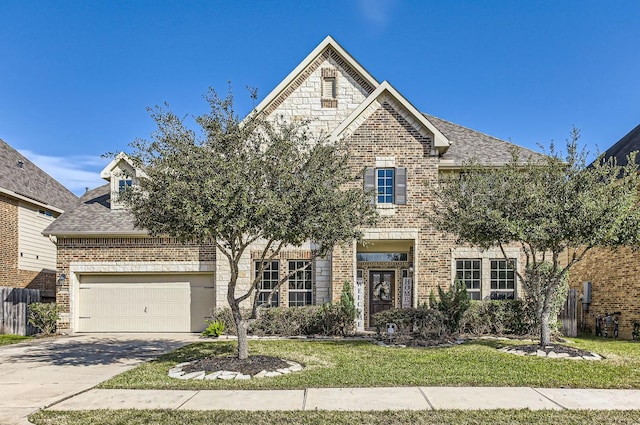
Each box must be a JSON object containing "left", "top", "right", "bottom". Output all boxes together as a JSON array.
[
  {"left": 338, "top": 101, "right": 457, "bottom": 306},
  {"left": 0, "top": 195, "right": 55, "bottom": 292},
  {"left": 568, "top": 247, "right": 640, "bottom": 339},
  {"left": 0, "top": 195, "right": 19, "bottom": 286},
  {"left": 55, "top": 237, "right": 216, "bottom": 331}
]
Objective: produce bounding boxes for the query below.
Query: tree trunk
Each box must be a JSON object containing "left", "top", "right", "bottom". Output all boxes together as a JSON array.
[
  {"left": 540, "top": 308, "right": 551, "bottom": 347},
  {"left": 228, "top": 273, "right": 249, "bottom": 360},
  {"left": 236, "top": 319, "right": 249, "bottom": 360}
]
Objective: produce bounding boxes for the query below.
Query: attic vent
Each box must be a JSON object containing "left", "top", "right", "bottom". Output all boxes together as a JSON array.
[
  {"left": 17, "top": 160, "right": 24, "bottom": 169},
  {"left": 321, "top": 68, "right": 338, "bottom": 108}
]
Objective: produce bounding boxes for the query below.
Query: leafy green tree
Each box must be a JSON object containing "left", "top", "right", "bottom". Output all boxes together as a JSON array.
[
  {"left": 120, "top": 87, "right": 376, "bottom": 359},
  {"left": 431, "top": 129, "right": 640, "bottom": 347}
]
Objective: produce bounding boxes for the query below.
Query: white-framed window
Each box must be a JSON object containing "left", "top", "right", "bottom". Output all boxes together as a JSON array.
[
  {"left": 377, "top": 168, "right": 394, "bottom": 204},
  {"left": 456, "top": 259, "right": 481, "bottom": 300},
  {"left": 255, "top": 260, "right": 279, "bottom": 307},
  {"left": 490, "top": 259, "right": 516, "bottom": 300},
  {"left": 288, "top": 260, "right": 312, "bottom": 307},
  {"left": 364, "top": 167, "right": 407, "bottom": 205},
  {"left": 118, "top": 179, "right": 133, "bottom": 192}
]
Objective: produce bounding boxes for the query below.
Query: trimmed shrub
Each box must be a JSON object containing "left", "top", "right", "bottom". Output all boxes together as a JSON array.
[
  {"left": 207, "top": 308, "right": 240, "bottom": 335},
  {"left": 460, "top": 300, "right": 535, "bottom": 336},
  {"left": 251, "top": 306, "right": 323, "bottom": 336},
  {"left": 28, "top": 302, "right": 59, "bottom": 335},
  {"left": 373, "top": 307, "right": 448, "bottom": 340},
  {"left": 207, "top": 303, "right": 353, "bottom": 337},
  {"left": 431, "top": 280, "right": 470, "bottom": 333}
]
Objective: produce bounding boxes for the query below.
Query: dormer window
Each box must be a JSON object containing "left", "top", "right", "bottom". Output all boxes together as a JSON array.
[
  {"left": 100, "top": 152, "right": 147, "bottom": 210},
  {"left": 321, "top": 68, "right": 338, "bottom": 108},
  {"left": 118, "top": 179, "right": 133, "bottom": 193}
]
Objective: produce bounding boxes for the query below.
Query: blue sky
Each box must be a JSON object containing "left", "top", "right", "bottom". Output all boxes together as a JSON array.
[{"left": 1, "top": 1, "right": 639, "bottom": 195}]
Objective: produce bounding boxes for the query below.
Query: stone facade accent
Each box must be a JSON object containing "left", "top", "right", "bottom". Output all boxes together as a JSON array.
[
  {"left": 568, "top": 247, "right": 640, "bottom": 339},
  {"left": 268, "top": 50, "right": 372, "bottom": 136},
  {"left": 0, "top": 194, "right": 55, "bottom": 295}
]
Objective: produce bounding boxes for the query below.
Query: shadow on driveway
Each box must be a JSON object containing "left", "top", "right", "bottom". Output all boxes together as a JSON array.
[{"left": 2, "top": 334, "right": 198, "bottom": 366}]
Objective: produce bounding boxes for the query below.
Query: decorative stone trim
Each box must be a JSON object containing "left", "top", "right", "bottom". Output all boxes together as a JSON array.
[
  {"left": 499, "top": 346, "right": 602, "bottom": 360},
  {"left": 168, "top": 360, "right": 304, "bottom": 380}
]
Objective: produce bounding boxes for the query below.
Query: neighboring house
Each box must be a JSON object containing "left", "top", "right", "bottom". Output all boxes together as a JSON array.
[
  {"left": 567, "top": 123, "right": 640, "bottom": 339},
  {"left": 0, "top": 138, "right": 78, "bottom": 300},
  {"left": 45, "top": 36, "right": 542, "bottom": 334}
]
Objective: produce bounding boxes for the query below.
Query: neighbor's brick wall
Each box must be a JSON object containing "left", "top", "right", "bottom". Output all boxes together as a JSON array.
[
  {"left": 55, "top": 237, "right": 216, "bottom": 331},
  {"left": 336, "top": 101, "right": 458, "bottom": 306},
  {"left": 0, "top": 195, "right": 55, "bottom": 293},
  {"left": 0, "top": 195, "right": 19, "bottom": 286},
  {"left": 568, "top": 247, "right": 640, "bottom": 339}
]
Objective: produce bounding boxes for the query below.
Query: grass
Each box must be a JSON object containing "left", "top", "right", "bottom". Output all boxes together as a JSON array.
[
  {"left": 0, "top": 334, "right": 30, "bottom": 346},
  {"left": 28, "top": 409, "right": 640, "bottom": 425},
  {"left": 99, "top": 336, "right": 640, "bottom": 390}
]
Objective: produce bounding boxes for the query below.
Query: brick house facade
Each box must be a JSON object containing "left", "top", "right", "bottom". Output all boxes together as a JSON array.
[
  {"left": 567, "top": 124, "right": 640, "bottom": 339},
  {"left": 46, "top": 36, "right": 541, "bottom": 333},
  {"left": 0, "top": 139, "right": 77, "bottom": 299}
]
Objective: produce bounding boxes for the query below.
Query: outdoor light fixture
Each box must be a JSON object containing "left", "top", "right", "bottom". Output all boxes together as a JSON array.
[
  {"left": 408, "top": 264, "right": 414, "bottom": 273},
  {"left": 56, "top": 273, "right": 66, "bottom": 288}
]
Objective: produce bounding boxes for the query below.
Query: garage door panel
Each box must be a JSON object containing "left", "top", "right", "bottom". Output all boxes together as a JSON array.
[{"left": 77, "top": 274, "right": 214, "bottom": 332}]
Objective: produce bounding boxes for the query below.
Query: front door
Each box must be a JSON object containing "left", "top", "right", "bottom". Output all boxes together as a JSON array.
[{"left": 369, "top": 271, "right": 394, "bottom": 322}]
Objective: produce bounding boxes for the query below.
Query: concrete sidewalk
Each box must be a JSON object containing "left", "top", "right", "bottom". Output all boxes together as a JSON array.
[{"left": 47, "top": 387, "right": 640, "bottom": 412}]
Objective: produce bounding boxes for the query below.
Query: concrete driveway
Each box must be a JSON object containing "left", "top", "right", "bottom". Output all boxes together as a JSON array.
[{"left": 0, "top": 333, "right": 200, "bottom": 424}]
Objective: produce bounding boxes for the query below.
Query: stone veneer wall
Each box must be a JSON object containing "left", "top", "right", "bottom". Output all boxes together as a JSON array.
[
  {"left": 568, "top": 247, "right": 640, "bottom": 339},
  {"left": 55, "top": 237, "right": 216, "bottom": 331},
  {"left": 0, "top": 195, "right": 55, "bottom": 293},
  {"left": 334, "top": 101, "right": 456, "bottom": 307},
  {"left": 267, "top": 48, "right": 372, "bottom": 137}
]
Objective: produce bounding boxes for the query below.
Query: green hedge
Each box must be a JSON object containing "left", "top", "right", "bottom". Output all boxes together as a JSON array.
[
  {"left": 372, "top": 308, "right": 448, "bottom": 339},
  {"left": 459, "top": 300, "right": 535, "bottom": 336},
  {"left": 207, "top": 304, "right": 356, "bottom": 337}
]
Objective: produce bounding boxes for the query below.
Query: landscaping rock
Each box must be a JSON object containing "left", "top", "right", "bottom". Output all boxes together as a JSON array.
[{"left": 178, "top": 371, "right": 205, "bottom": 380}]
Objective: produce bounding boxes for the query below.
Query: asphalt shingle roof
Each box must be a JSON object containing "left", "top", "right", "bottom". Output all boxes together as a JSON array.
[
  {"left": 424, "top": 114, "right": 545, "bottom": 166},
  {"left": 43, "top": 184, "right": 144, "bottom": 236},
  {"left": 0, "top": 138, "right": 78, "bottom": 210},
  {"left": 45, "top": 115, "right": 547, "bottom": 235},
  {"left": 597, "top": 123, "right": 640, "bottom": 167}
]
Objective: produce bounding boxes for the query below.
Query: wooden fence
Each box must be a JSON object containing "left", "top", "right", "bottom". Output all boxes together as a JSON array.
[
  {"left": 560, "top": 288, "right": 578, "bottom": 337},
  {"left": 0, "top": 287, "right": 41, "bottom": 336}
]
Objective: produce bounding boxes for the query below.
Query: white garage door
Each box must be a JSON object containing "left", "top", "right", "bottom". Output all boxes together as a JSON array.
[{"left": 77, "top": 274, "right": 215, "bottom": 332}]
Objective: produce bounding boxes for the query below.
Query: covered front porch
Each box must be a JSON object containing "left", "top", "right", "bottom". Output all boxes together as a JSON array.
[{"left": 353, "top": 232, "right": 418, "bottom": 331}]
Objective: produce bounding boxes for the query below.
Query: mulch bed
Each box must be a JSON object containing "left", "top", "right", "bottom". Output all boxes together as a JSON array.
[{"left": 182, "top": 355, "right": 291, "bottom": 376}]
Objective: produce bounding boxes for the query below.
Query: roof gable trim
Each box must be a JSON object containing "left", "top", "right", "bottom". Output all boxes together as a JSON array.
[
  {"left": 253, "top": 35, "right": 380, "bottom": 116},
  {"left": 329, "top": 81, "right": 451, "bottom": 149}
]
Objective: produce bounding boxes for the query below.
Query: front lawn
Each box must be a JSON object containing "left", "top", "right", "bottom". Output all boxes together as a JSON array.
[
  {"left": 0, "top": 334, "right": 30, "bottom": 346},
  {"left": 28, "top": 409, "right": 640, "bottom": 425},
  {"left": 99, "top": 337, "right": 640, "bottom": 390}
]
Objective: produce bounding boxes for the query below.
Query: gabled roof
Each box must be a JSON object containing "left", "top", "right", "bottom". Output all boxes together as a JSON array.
[
  {"left": 253, "top": 35, "right": 380, "bottom": 116},
  {"left": 43, "top": 184, "right": 144, "bottom": 236},
  {"left": 425, "top": 114, "right": 546, "bottom": 167},
  {"left": 597, "top": 123, "right": 640, "bottom": 167},
  {"left": 100, "top": 152, "right": 147, "bottom": 180},
  {"left": 330, "top": 81, "right": 451, "bottom": 150},
  {"left": 0, "top": 138, "right": 78, "bottom": 212}
]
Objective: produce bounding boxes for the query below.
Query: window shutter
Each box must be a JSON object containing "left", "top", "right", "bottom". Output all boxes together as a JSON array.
[
  {"left": 364, "top": 167, "right": 376, "bottom": 204},
  {"left": 394, "top": 167, "right": 407, "bottom": 205}
]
